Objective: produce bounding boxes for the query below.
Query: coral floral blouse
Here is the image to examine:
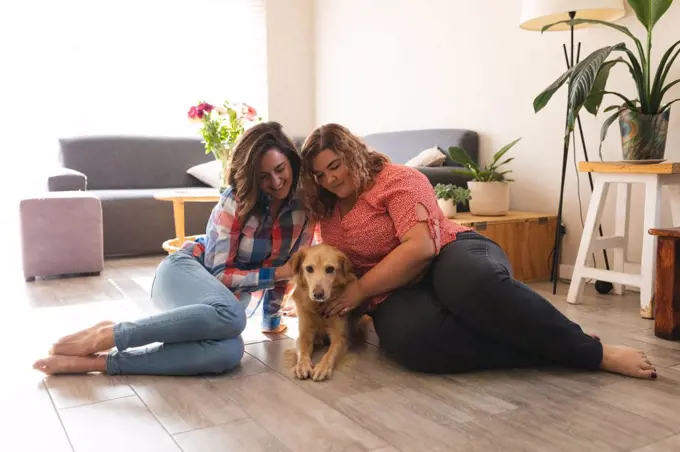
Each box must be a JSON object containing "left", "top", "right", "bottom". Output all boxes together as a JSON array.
[{"left": 319, "top": 164, "right": 472, "bottom": 308}]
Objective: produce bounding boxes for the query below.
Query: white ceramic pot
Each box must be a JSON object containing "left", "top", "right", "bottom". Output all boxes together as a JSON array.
[
  {"left": 437, "top": 198, "right": 458, "bottom": 218},
  {"left": 467, "top": 181, "right": 510, "bottom": 216}
]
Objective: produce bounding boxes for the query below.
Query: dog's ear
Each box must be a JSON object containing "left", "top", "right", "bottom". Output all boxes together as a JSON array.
[
  {"left": 290, "top": 249, "right": 306, "bottom": 276},
  {"left": 339, "top": 254, "right": 353, "bottom": 276}
]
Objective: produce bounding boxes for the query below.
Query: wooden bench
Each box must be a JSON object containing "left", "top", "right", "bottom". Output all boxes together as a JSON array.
[{"left": 648, "top": 227, "right": 680, "bottom": 340}]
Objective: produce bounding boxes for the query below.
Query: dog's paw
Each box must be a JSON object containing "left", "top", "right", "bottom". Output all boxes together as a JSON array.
[
  {"left": 293, "top": 358, "right": 313, "bottom": 380},
  {"left": 312, "top": 361, "right": 333, "bottom": 382}
]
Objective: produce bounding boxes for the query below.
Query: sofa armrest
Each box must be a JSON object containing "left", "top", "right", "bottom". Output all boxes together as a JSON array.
[{"left": 48, "top": 168, "right": 87, "bottom": 192}]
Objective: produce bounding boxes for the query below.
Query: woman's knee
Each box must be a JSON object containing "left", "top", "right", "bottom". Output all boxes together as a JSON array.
[
  {"left": 198, "top": 337, "right": 245, "bottom": 374},
  {"left": 433, "top": 240, "right": 508, "bottom": 296},
  {"left": 208, "top": 295, "right": 247, "bottom": 335},
  {"left": 373, "top": 320, "right": 432, "bottom": 372}
]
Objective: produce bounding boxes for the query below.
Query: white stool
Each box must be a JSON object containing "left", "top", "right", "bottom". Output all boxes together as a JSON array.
[{"left": 568, "top": 161, "right": 680, "bottom": 318}]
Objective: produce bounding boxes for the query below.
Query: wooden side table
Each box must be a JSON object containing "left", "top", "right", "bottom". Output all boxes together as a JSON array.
[
  {"left": 452, "top": 211, "right": 557, "bottom": 283},
  {"left": 153, "top": 188, "right": 221, "bottom": 252},
  {"left": 648, "top": 227, "right": 680, "bottom": 339},
  {"left": 570, "top": 161, "right": 680, "bottom": 319}
]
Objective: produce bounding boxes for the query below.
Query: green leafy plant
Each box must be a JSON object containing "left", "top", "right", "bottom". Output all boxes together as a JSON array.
[
  {"left": 187, "top": 101, "right": 262, "bottom": 160},
  {"left": 447, "top": 138, "right": 521, "bottom": 182},
  {"left": 434, "top": 184, "right": 471, "bottom": 205},
  {"left": 533, "top": 0, "right": 679, "bottom": 156}
]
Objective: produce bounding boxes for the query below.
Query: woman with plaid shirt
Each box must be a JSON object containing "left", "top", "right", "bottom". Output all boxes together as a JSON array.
[{"left": 34, "top": 122, "right": 316, "bottom": 376}]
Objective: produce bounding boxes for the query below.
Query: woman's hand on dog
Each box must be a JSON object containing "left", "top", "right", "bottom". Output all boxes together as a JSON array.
[
  {"left": 322, "top": 280, "right": 365, "bottom": 318},
  {"left": 275, "top": 261, "right": 294, "bottom": 281}
]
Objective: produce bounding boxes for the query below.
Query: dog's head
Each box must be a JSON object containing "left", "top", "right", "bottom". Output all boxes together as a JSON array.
[{"left": 290, "top": 244, "right": 354, "bottom": 303}]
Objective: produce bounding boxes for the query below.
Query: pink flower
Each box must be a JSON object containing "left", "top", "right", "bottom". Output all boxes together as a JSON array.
[
  {"left": 188, "top": 103, "right": 215, "bottom": 120},
  {"left": 197, "top": 103, "right": 214, "bottom": 116},
  {"left": 187, "top": 106, "right": 200, "bottom": 120},
  {"left": 240, "top": 104, "right": 257, "bottom": 121}
]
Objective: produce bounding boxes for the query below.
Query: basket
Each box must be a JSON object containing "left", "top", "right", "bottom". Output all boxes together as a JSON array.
[{"left": 162, "top": 235, "right": 204, "bottom": 254}]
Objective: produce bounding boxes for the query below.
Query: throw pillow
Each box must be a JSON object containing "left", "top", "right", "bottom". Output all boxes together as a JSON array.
[
  {"left": 187, "top": 160, "right": 222, "bottom": 188},
  {"left": 404, "top": 146, "right": 447, "bottom": 167}
]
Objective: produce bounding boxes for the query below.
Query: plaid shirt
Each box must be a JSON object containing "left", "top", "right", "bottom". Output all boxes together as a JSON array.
[{"left": 182, "top": 186, "right": 316, "bottom": 330}]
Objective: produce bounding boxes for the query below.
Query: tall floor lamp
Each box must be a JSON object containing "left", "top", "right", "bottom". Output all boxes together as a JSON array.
[{"left": 519, "top": 0, "right": 626, "bottom": 294}]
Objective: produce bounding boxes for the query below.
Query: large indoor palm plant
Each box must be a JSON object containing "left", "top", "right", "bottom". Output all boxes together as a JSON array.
[{"left": 534, "top": 0, "right": 679, "bottom": 161}]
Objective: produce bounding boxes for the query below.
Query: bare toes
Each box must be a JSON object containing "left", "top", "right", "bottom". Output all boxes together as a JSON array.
[{"left": 639, "top": 368, "right": 657, "bottom": 380}]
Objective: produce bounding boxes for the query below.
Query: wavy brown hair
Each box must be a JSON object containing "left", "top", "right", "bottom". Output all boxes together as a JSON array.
[
  {"left": 299, "top": 123, "right": 389, "bottom": 220},
  {"left": 226, "top": 121, "right": 301, "bottom": 222}
]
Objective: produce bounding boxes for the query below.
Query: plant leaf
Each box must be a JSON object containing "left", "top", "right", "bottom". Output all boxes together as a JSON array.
[
  {"left": 447, "top": 146, "right": 477, "bottom": 169},
  {"left": 566, "top": 43, "right": 627, "bottom": 131},
  {"left": 661, "top": 79, "right": 680, "bottom": 98},
  {"left": 661, "top": 98, "right": 680, "bottom": 111},
  {"left": 620, "top": 47, "right": 647, "bottom": 107},
  {"left": 628, "top": 0, "right": 673, "bottom": 33},
  {"left": 598, "top": 108, "right": 624, "bottom": 160},
  {"left": 584, "top": 59, "right": 625, "bottom": 115},
  {"left": 533, "top": 66, "right": 575, "bottom": 113},
  {"left": 496, "top": 157, "right": 515, "bottom": 167},
  {"left": 542, "top": 19, "right": 646, "bottom": 68},
  {"left": 587, "top": 90, "right": 636, "bottom": 109},
  {"left": 651, "top": 39, "right": 680, "bottom": 110},
  {"left": 492, "top": 138, "right": 521, "bottom": 163}
]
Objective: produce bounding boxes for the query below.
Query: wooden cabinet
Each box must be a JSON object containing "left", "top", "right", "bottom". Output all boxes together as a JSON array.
[{"left": 452, "top": 211, "right": 557, "bottom": 283}]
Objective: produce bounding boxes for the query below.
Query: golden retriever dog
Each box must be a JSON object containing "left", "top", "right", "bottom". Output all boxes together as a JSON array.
[{"left": 288, "top": 244, "right": 360, "bottom": 381}]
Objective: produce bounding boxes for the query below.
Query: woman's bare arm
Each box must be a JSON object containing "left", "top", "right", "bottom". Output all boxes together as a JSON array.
[{"left": 357, "top": 208, "right": 437, "bottom": 299}]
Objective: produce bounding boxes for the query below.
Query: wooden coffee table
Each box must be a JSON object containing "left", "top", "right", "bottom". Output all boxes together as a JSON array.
[{"left": 153, "top": 188, "right": 221, "bottom": 252}]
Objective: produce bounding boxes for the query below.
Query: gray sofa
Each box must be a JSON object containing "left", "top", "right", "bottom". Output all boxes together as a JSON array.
[
  {"left": 362, "top": 128, "right": 478, "bottom": 187},
  {"left": 49, "top": 136, "right": 217, "bottom": 257},
  {"left": 47, "top": 129, "right": 479, "bottom": 258}
]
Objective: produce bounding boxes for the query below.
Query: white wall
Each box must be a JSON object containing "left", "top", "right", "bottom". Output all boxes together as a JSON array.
[
  {"left": 265, "top": 0, "right": 316, "bottom": 138},
  {"left": 313, "top": 0, "right": 680, "bottom": 270}
]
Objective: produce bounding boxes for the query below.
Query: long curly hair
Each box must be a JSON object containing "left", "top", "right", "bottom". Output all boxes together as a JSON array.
[
  {"left": 226, "top": 121, "right": 301, "bottom": 222},
  {"left": 299, "top": 123, "right": 389, "bottom": 220}
]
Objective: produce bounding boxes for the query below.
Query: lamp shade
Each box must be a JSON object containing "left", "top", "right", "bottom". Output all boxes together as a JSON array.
[{"left": 520, "top": 0, "right": 626, "bottom": 31}]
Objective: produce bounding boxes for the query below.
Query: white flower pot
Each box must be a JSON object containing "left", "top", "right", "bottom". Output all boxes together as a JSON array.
[
  {"left": 437, "top": 198, "right": 458, "bottom": 218},
  {"left": 467, "top": 181, "right": 510, "bottom": 216}
]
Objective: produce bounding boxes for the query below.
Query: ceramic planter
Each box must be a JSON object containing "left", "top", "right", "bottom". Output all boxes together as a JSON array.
[
  {"left": 618, "top": 108, "right": 671, "bottom": 160},
  {"left": 437, "top": 198, "right": 458, "bottom": 218},
  {"left": 467, "top": 181, "right": 509, "bottom": 216}
]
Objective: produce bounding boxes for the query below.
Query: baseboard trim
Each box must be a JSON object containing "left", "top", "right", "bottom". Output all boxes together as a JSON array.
[{"left": 559, "top": 263, "right": 641, "bottom": 292}]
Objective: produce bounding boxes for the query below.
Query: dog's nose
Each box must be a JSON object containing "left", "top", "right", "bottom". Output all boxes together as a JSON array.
[{"left": 312, "top": 287, "right": 325, "bottom": 300}]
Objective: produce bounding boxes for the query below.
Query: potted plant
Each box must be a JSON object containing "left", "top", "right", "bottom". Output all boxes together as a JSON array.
[
  {"left": 447, "top": 138, "right": 520, "bottom": 216},
  {"left": 534, "top": 0, "right": 679, "bottom": 161},
  {"left": 187, "top": 101, "right": 262, "bottom": 191},
  {"left": 434, "top": 183, "right": 471, "bottom": 218}
]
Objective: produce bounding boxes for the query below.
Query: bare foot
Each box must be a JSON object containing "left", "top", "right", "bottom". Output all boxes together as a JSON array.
[
  {"left": 33, "top": 354, "right": 107, "bottom": 375},
  {"left": 600, "top": 344, "right": 657, "bottom": 380},
  {"left": 50, "top": 321, "right": 116, "bottom": 356}
]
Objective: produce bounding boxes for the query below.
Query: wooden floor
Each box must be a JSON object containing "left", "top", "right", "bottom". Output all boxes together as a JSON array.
[{"left": 6, "top": 253, "right": 680, "bottom": 452}]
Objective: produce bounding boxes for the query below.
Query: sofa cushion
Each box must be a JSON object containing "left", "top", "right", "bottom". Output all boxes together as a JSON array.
[
  {"left": 59, "top": 136, "right": 214, "bottom": 190},
  {"left": 187, "top": 160, "right": 222, "bottom": 188},
  {"left": 404, "top": 146, "right": 447, "bottom": 167}
]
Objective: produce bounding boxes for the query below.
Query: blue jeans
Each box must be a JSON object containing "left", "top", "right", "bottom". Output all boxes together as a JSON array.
[{"left": 105, "top": 249, "right": 247, "bottom": 376}]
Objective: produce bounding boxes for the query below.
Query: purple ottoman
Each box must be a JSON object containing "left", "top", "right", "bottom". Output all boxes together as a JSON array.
[{"left": 20, "top": 192, "right": 104, "bottom": 281}]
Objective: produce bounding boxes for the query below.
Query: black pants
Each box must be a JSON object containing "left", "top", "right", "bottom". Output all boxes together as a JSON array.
[{"left": 369, "top": 231, "right": 603, "bottom": 374}]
